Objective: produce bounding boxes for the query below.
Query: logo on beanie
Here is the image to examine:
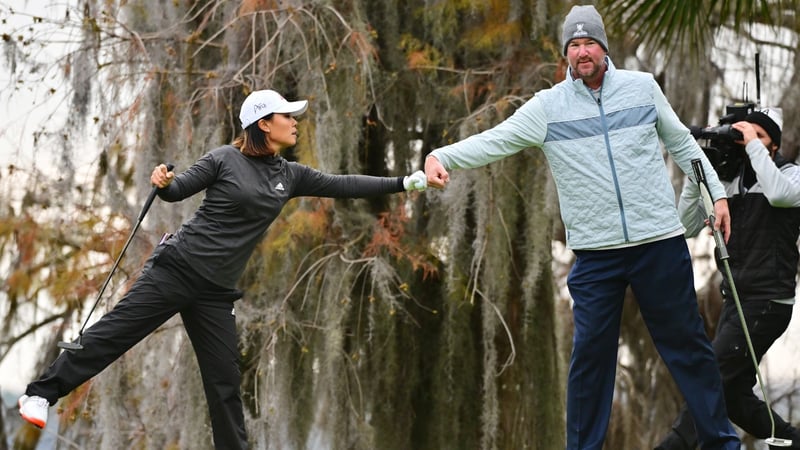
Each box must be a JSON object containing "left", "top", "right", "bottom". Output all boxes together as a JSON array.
[{"left": 573, "top": 23, "right": 588, "bottom": 38}]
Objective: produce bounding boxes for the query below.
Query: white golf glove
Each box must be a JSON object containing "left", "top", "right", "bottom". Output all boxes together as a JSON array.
[{"left": 403, "top": 170, "right": 427, "bottom": 191}]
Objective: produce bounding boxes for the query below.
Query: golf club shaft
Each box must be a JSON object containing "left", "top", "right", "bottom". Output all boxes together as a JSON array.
[
  {"left": 75, "top": 218, "right": 146, "bottom": 335},
  {"left": 719, "top": 257, "right": 780, "bottom": 441},
  {"left": 72, "top": 163, "right": 174, "bottom": 339},
  {"left": 691, "top": 159, "right": 780, "bottom": 440}
]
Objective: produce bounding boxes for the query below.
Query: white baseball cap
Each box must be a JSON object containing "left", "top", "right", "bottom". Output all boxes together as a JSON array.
[{"left": 239, "top": 89, "right": 308, "bottom": 129}]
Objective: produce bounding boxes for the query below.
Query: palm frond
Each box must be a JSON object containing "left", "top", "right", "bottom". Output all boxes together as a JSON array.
[{"left": 600, "top": 0, "right": 796, "bottom": 61}]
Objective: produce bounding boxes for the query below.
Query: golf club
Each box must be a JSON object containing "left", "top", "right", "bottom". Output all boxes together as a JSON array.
[
  {"left": 58, "top": 163, "right": 174, "bottom": 352},
  {"left": 691, "top": 159, "right": 791, "bottom": 447}
]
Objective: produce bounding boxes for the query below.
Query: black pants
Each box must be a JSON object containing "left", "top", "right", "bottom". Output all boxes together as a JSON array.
[
  {"left": 658, "top": 296, "right": 799, "bottom": 449},
  {"left": 26, "top": 243, "right": 248, "bottom": 450}
]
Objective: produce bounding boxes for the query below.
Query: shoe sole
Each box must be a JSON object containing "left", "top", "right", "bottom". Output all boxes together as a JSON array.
[{"left": 18, "top": 398, "right": 46, "bottom": 429}]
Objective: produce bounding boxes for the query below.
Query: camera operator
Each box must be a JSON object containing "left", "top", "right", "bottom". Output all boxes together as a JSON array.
[{"left": 656, "top": 107, "right": 800, "bottom": 449}]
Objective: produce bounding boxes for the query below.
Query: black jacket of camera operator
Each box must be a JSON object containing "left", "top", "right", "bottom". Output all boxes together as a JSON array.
[{"left": 722, "top": 152, "right": 800, "bottom": 301}]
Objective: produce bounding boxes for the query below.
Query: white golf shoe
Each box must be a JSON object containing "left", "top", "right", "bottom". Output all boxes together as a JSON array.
[{"left": 18, "top": 394, "right": 49, "bottom": 428}]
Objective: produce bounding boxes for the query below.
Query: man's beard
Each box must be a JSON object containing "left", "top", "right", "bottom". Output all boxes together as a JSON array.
[{"left": 574, "top": 60, "right": 600, "bottom": 80}]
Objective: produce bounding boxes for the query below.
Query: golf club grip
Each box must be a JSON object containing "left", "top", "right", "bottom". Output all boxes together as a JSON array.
[
  {"left": 692, "top": 159, "right": 731, "bottom": 260},
  {"left": 712, "top": 226, "right": 729, "bottom": 260},
  {"left": 700, "top": 191, "right": 730, "bottom": 259},
  {"left": 138, "top": 163, "right": 175, "bottom": 221}
]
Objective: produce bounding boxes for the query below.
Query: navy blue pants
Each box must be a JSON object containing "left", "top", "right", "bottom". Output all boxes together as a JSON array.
[
  {"left": 26, "top": 243, "right": 248, "bottom": 450},
  {"left": 565, "top": 236, "right": 740, "bottom": 450}
]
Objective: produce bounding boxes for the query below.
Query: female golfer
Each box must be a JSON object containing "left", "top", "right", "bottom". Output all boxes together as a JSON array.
[{"left": 19, "top": 89, "right": 427, "bottom": 449}]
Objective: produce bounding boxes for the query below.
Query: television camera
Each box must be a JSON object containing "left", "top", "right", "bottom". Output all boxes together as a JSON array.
[
  {"left": 690, "top": 52, "right": 769, "bottom": 181},
  {"left": 691, "top": 102, "right": 755, "bottom": 181}
]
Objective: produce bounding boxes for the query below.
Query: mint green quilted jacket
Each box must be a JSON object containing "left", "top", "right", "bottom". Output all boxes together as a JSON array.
[{"left": 430, "top": 57, "right": 725, "bottom": 250}]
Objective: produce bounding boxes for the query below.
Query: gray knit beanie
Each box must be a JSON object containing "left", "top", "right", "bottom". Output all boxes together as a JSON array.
[{"left": 561, "top": 5, "right": 609, "bottom": 55}]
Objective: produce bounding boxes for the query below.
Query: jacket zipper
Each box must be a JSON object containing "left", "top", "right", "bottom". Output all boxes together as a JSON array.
[{"left": 593, "top": 89, "right": 630, "bottom": 243}]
